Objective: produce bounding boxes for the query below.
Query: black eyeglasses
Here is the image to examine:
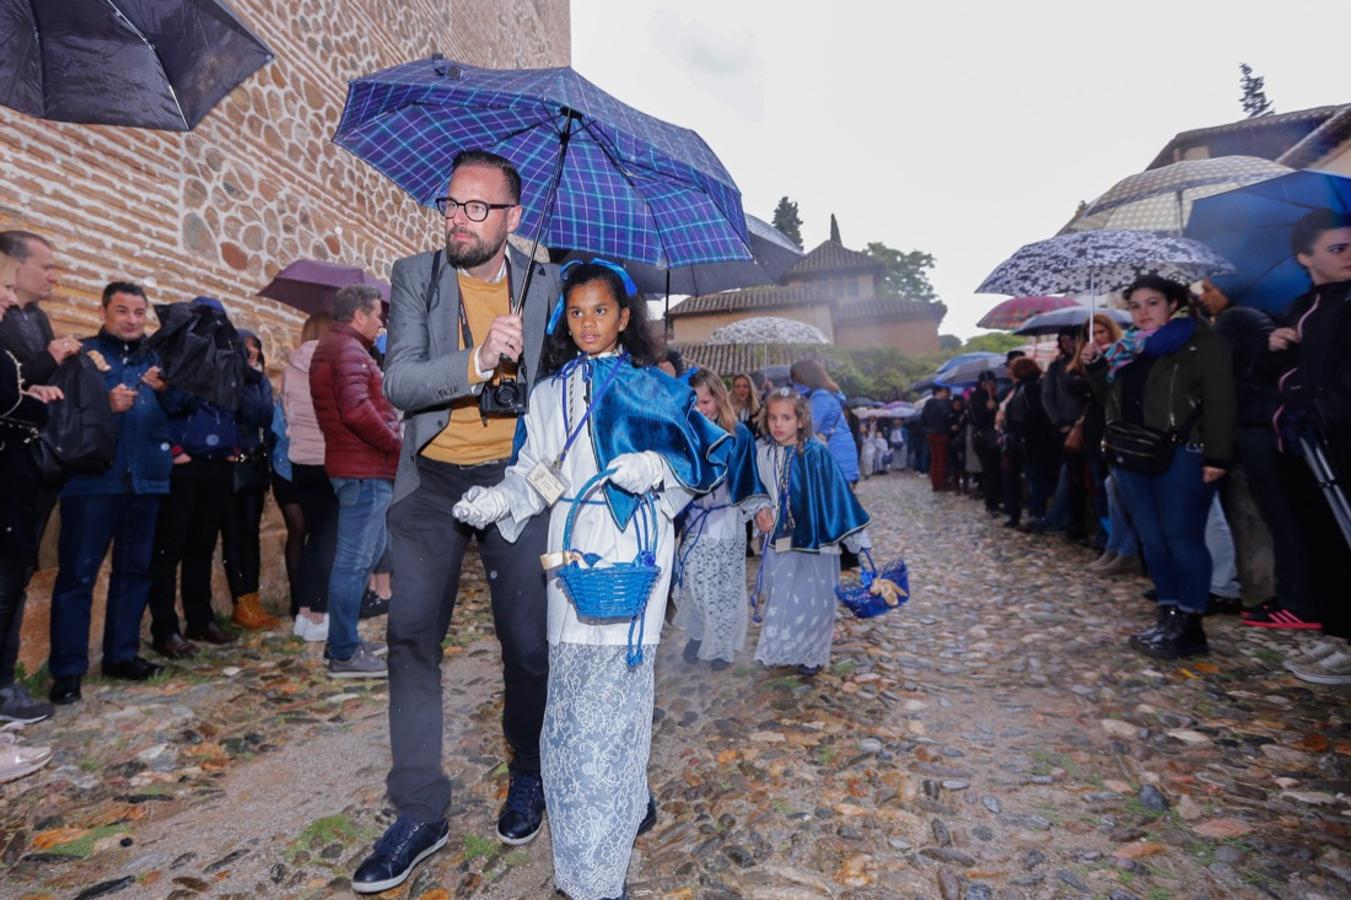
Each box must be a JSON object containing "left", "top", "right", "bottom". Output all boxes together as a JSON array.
[{"left": 434, "top": 197, "right": 516, "bottom": 221}]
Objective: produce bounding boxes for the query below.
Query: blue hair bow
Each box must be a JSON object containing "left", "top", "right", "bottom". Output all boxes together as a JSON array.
[{"left": 546, "top": 257, "right": 639, "bottom": 335}]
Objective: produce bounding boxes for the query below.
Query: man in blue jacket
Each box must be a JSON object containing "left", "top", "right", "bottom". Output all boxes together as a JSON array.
[{"left": 47, "top": 283, "right": 193, "bottom": 704}]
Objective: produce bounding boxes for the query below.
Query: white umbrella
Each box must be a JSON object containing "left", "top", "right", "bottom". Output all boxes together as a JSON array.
[
  {"left": 1064, "top": 156, "right": 1292, "bottom": 234},
  {"left": 706, "top": 316, "right": 829, "bottom": 345}
]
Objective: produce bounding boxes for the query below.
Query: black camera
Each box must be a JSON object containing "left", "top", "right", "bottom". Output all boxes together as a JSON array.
[{"left": 479, "top": 371, "right": 527, "bottom": 416}]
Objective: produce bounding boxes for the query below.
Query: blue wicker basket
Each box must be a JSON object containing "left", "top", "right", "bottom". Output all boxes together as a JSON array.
[
  {"left": 835, "top": 550, "right": 909, "bottom": 619},
  {"left": 557, "top": 468, "right": 663, "bottom": 625}
]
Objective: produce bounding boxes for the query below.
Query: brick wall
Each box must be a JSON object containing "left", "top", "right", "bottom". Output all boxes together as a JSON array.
[
  {"left": 3, "top": 0, "right": 570, "bottom": 674},
  {"left": 671, "top": 305, "right": 837, "bottom": 344},
  {"left": 834, "top": 318, "right": 941, "bottom": 355}
]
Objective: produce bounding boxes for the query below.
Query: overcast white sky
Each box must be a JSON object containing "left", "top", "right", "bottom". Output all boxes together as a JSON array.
[{"left": 572, "top": 0, "right": 1345, "bottom": 338}]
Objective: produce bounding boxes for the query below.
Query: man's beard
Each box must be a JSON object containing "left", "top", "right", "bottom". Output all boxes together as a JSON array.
[{"left": 445, "top": 228, "right": 503, "bottom": 270}]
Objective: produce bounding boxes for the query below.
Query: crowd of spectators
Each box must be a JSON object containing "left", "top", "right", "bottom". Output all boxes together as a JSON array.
[
  {"left": 0, "top": 230, "right": 397, "bottom": 782},
  {"left": 887, "top": 209, "right": 1351, "bottom": 682}
]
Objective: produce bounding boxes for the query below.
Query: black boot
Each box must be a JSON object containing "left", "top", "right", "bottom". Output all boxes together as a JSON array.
[
  {"left": 682, "top": 639, "right": 701, "bottom": 664},
  {"left": 1134, "top": 610, "right": 1208, "bottom": 660},
  {"left": 1128, "top": 605, "right": 1176, "bottom": 650}
]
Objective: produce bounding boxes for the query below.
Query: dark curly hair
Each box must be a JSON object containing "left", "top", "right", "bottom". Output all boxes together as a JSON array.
[
  {"left": 1123, "top": 274, "right": 1195, "bottom": 318},
  {"left": 539, "top": 262, "right": 659, "bottom": 376}
]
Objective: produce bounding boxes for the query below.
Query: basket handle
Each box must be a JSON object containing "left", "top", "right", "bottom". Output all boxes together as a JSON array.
[
  {"left": 859, "top": 548, "right": 877, "bottom": 588},
  {"left": 560, "top": 467, "right": 659, "bottom": 556}
]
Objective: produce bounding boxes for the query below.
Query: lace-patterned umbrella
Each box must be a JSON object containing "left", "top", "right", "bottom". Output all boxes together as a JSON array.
[
  {"left": 1064, "top": 156, "right": 1292, "bottom": 234},
  {"left": 706, "top": 317, "right": 829, "bottom": 345}
]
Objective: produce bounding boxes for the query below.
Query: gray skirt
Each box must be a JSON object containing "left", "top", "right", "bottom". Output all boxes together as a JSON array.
[
  {"left": 752, "top": 546, "right": 839, "bottom": 669},
  {"left": 673, "top": 535, "right": 748, "bottom": 662},
  {"left": 542, "top": 641, "right": 655, "bottom": 900}
]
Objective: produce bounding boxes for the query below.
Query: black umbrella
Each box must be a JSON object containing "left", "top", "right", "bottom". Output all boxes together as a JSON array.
[
  {"left": 1, "top": 0, "right": 273, "bottom": 130},
  {"left": 147, "top": 302, "right": 245, "bottom": 409}
]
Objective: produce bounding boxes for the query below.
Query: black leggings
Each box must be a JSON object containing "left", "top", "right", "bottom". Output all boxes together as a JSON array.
[{"left": 292, "top": 463, "right": 338, "bottom": 614}]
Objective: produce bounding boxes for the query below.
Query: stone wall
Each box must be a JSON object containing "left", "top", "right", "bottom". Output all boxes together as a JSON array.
[
  {"left": 834, "top": 317, "right": 942, "bottom": 355},
  {"left": 671, "top": 304, "right": 837, "bottom": 344},
  {"left": 3, "top": 0, "right": 570, "bottom": 675}
]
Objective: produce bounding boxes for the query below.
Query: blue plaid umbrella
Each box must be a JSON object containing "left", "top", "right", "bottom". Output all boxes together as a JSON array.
[{"left": 333, "top": 56, "right": 753, "bottom": 274}]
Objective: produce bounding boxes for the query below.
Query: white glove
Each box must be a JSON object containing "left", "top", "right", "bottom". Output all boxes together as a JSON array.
[
  {"left": 607, "top": 451, "right": 665, "bottom": 493},
  {"left": 452, "top": 486, "right": 510, "bottom": 529},
  {"left": 843, "top": 529, "right": 872, "bottom": 555}
]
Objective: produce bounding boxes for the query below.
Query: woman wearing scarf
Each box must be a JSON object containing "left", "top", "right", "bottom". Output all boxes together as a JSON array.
[{"left": 1083, "top": 275, "right": 1235, "bottom": 660}]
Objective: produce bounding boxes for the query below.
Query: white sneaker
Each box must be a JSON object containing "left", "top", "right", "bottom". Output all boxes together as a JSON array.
[
  {"left": 295, "top": 614, "right": 329, "bottom": 643},
  {"left": 1283, "top": 639, "right": 1341, "bottom": 673},
  {"left": 1288, "top": 647, "right": 1351, "bottom": 685},
  {"left": 0, "top": 731, "right": 52, "bottom": 783}
]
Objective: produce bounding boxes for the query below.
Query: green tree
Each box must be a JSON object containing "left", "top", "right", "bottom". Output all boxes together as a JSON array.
[
  {"left": 829, "top": 213, "right": 842, "bottom": 244},
  {"left": 957, "top": 332, "right": 1026, "bottom": 355},
  {"left": 865, "top": 241, "right": 939, "bottom": 303},
  {"left": 771, "top": 197, "right": 803, "bottom": 249},
  {"left": 1239, "top": 63, "right": 1274, "bottom": 118},
  {"left": 939, "top": 334, "right": 962, "bottom": 351}
]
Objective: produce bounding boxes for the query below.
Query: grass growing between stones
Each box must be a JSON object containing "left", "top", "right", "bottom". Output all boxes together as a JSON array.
[
  {"left": 44, "top": 825, "right": 128, "bottom": 858},
  {"left": 288, "top": 814, "right": 359, "bottom": 862}
]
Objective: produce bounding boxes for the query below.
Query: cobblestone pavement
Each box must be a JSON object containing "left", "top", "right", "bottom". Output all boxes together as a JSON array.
[{"left": 3, "top": 471, "right": 1349, "bottom": 899}]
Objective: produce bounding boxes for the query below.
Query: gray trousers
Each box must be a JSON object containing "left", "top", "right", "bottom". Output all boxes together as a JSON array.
[{"left": 385, "top": 457, "right": 549, "bottom": 823}]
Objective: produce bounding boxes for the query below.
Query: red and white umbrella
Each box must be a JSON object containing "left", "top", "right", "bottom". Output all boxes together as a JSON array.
[{"left": 976, "top": 295, "right": 1078, "bottom": 330}]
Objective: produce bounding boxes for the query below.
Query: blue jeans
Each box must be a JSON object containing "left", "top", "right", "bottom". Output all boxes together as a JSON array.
[
  {"left": 1206, "top": 495, "right": 1240, "bottom": 599},
  {"left": 1103, "top": 473, "right": 1139, "bottom": 556},
  {"left": 50, "top": 493, "right": 160, "bottom": 676},
  {"left": 326, "top": 477, "right": 392, "bottom": 660},
  {"left": 1113, "top": 447, "right": 1215, "bottom": 614}
]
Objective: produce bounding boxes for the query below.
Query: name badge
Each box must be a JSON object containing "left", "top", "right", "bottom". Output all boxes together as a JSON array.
[
  {"left": 774, "top": 537, "right": 792, "bottom": 552},
  {"left": 526, "top": 461, "right": 566, "bottom": 506}
]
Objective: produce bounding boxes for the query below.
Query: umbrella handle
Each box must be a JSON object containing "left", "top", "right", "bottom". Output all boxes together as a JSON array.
[{"left": 510, "top": 107, "right": 584, "bottom": 321}]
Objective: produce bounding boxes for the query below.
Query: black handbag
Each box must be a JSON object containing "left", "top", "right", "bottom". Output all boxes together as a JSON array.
[
  {"left": 32, "top": 353, "right": 118, "bottom": 487},
  {"left": 1102, "top": 406, "right": 1202, "bottom": 476},
  {"left": 231, "top": 451, "right": 269, "bottom": 494}
]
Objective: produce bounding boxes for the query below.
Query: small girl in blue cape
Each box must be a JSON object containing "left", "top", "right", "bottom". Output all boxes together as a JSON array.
[
  {"left": 452, "top": 260, "right": 728, "bottom": 900},
  {"left": 752, "top": 386, "right": 871, "bottom": 676},
  {"left": 673, "top": 369, "right": 769, "bottom": 669}
]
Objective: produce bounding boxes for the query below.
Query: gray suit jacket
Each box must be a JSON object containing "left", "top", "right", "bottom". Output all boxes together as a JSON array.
[{"left": 384, "top": 245, "right": 561, "bottom": 504}]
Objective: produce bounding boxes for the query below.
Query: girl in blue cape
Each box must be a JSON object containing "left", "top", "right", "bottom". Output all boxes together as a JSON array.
[
  {"left": 753, "top": 386, "right": 871, "bottom": 676},
  {"left": 674, "top": 369, "right": 769, "bottom": 669},
  {"left": 452, "top": 260, "right": 729, "bottom": 900}
]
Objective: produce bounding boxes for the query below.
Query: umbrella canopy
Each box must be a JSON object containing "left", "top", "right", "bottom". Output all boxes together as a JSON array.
[
  {"left": 333, "top": 56, "right": 753, "bottom": 274},
  {"left": 706, "top": 317, "right": 829, "bottom": 345},
  {"left": 1185, "top": 170, "right": 1351, "bottom": 315},
  {"left": 937, "top": 359, "right": 1009, "bottom": 388},
  {"left": 936, "top": 351, "right": 1005, "bottom": 377},
  {"left": 258, "top": 259, "right": 391, "bottom": 316},
  {"left": 561, "top": 214, "right": 801, "bottom": 297},
  {"left": 976, "top": 230, "right": 1234, "bottom": 297},
  {"left": 1065, "top": 156, "right": 1292, "bottom": 234},
  {"left": 1, "top": 0, "right": 273, "bottom": 130},
  {"left": 756, "top": 364, "right": 792, "bottom": 387},
  {"left": 976, "top": 295, "right": 1079, "bottom": 330},
  {"left": 1014, "top": 305, "right": 1133, "bottom": 337}
]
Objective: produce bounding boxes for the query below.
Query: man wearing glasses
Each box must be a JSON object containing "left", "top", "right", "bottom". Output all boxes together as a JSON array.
[{"left": 353, "top": 150, "right": 562, "bottom": 893}]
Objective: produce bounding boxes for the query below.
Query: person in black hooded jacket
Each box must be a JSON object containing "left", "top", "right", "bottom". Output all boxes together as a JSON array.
[{"left": 1266, "top": 210, "right": 1351, "bottom": 683}]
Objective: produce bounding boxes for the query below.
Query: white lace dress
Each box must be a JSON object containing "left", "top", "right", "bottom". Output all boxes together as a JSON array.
[
  {"left": 672, "top": 482, "right": 763, "bottom": 662},
  {"left": 492, "top": 360, "right": 692, "bottom": 900}
]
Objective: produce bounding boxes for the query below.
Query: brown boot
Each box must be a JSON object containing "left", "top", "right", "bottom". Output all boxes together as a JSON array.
[{"left": 231, "top": 593, "right": 280, "bottom": 630}]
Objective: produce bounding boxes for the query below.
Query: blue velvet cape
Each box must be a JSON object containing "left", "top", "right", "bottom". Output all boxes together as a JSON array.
[
  {"left": 537, "top": 355, "right": 732, "bottom": 528},
  {"left": 724, "top": 422, "right": 766, "bottom": 504},
  {"left": 766, "top": 437, "right": 870, "bottom": 552}
]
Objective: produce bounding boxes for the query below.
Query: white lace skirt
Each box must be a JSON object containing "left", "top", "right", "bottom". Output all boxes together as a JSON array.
[
  {"left": 673, "top": 535, "right": 748, "bottom": 662},
  {"left": 542, "top": 641, "right": 654, "bottom": 900},
  {"left": 752, "top": 547, "right": 839, "bottom": 669}
]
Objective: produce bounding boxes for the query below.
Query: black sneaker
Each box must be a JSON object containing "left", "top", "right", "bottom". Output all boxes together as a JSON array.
[
  {"left": 352, "top": 815, "right": 449, "bottom": 894},
  {"left": 359, "top": 589, "right": 390, "bottom": 620},
  {"left": 496, "top": 772, "right": 545, "bottom": 845},
  {"left": 682, "top": 639, "right": 701, "bottom": 664},
  {"left": 0, "top": 683, "right": 54, "bottom": 724}
]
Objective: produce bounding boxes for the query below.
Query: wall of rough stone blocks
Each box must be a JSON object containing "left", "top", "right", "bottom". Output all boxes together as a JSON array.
[{"left": 3, "top": 0, "right": 570, "bottom": 675}]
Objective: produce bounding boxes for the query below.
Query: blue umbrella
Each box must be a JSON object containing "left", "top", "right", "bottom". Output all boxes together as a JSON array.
[
  {"left": 0, "top": 0, "right": 273, "bottom": 131},
  {"left": 936, "top": 351, "right": 1004, "bottom": 377},
  {"left": 1185, "top": 170, "right": 1351, "bottom": 316},
  {"left": 333, "top": 56, "right": 754, "bottom": 301}
]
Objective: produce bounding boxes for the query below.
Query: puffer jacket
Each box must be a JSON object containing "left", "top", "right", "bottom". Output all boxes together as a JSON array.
[
  {"left": 309, "top": 324, "right": 400, "bottom": 479},
  {"left": 282, "top": 340, "right": 325, "bottom": 466}
]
